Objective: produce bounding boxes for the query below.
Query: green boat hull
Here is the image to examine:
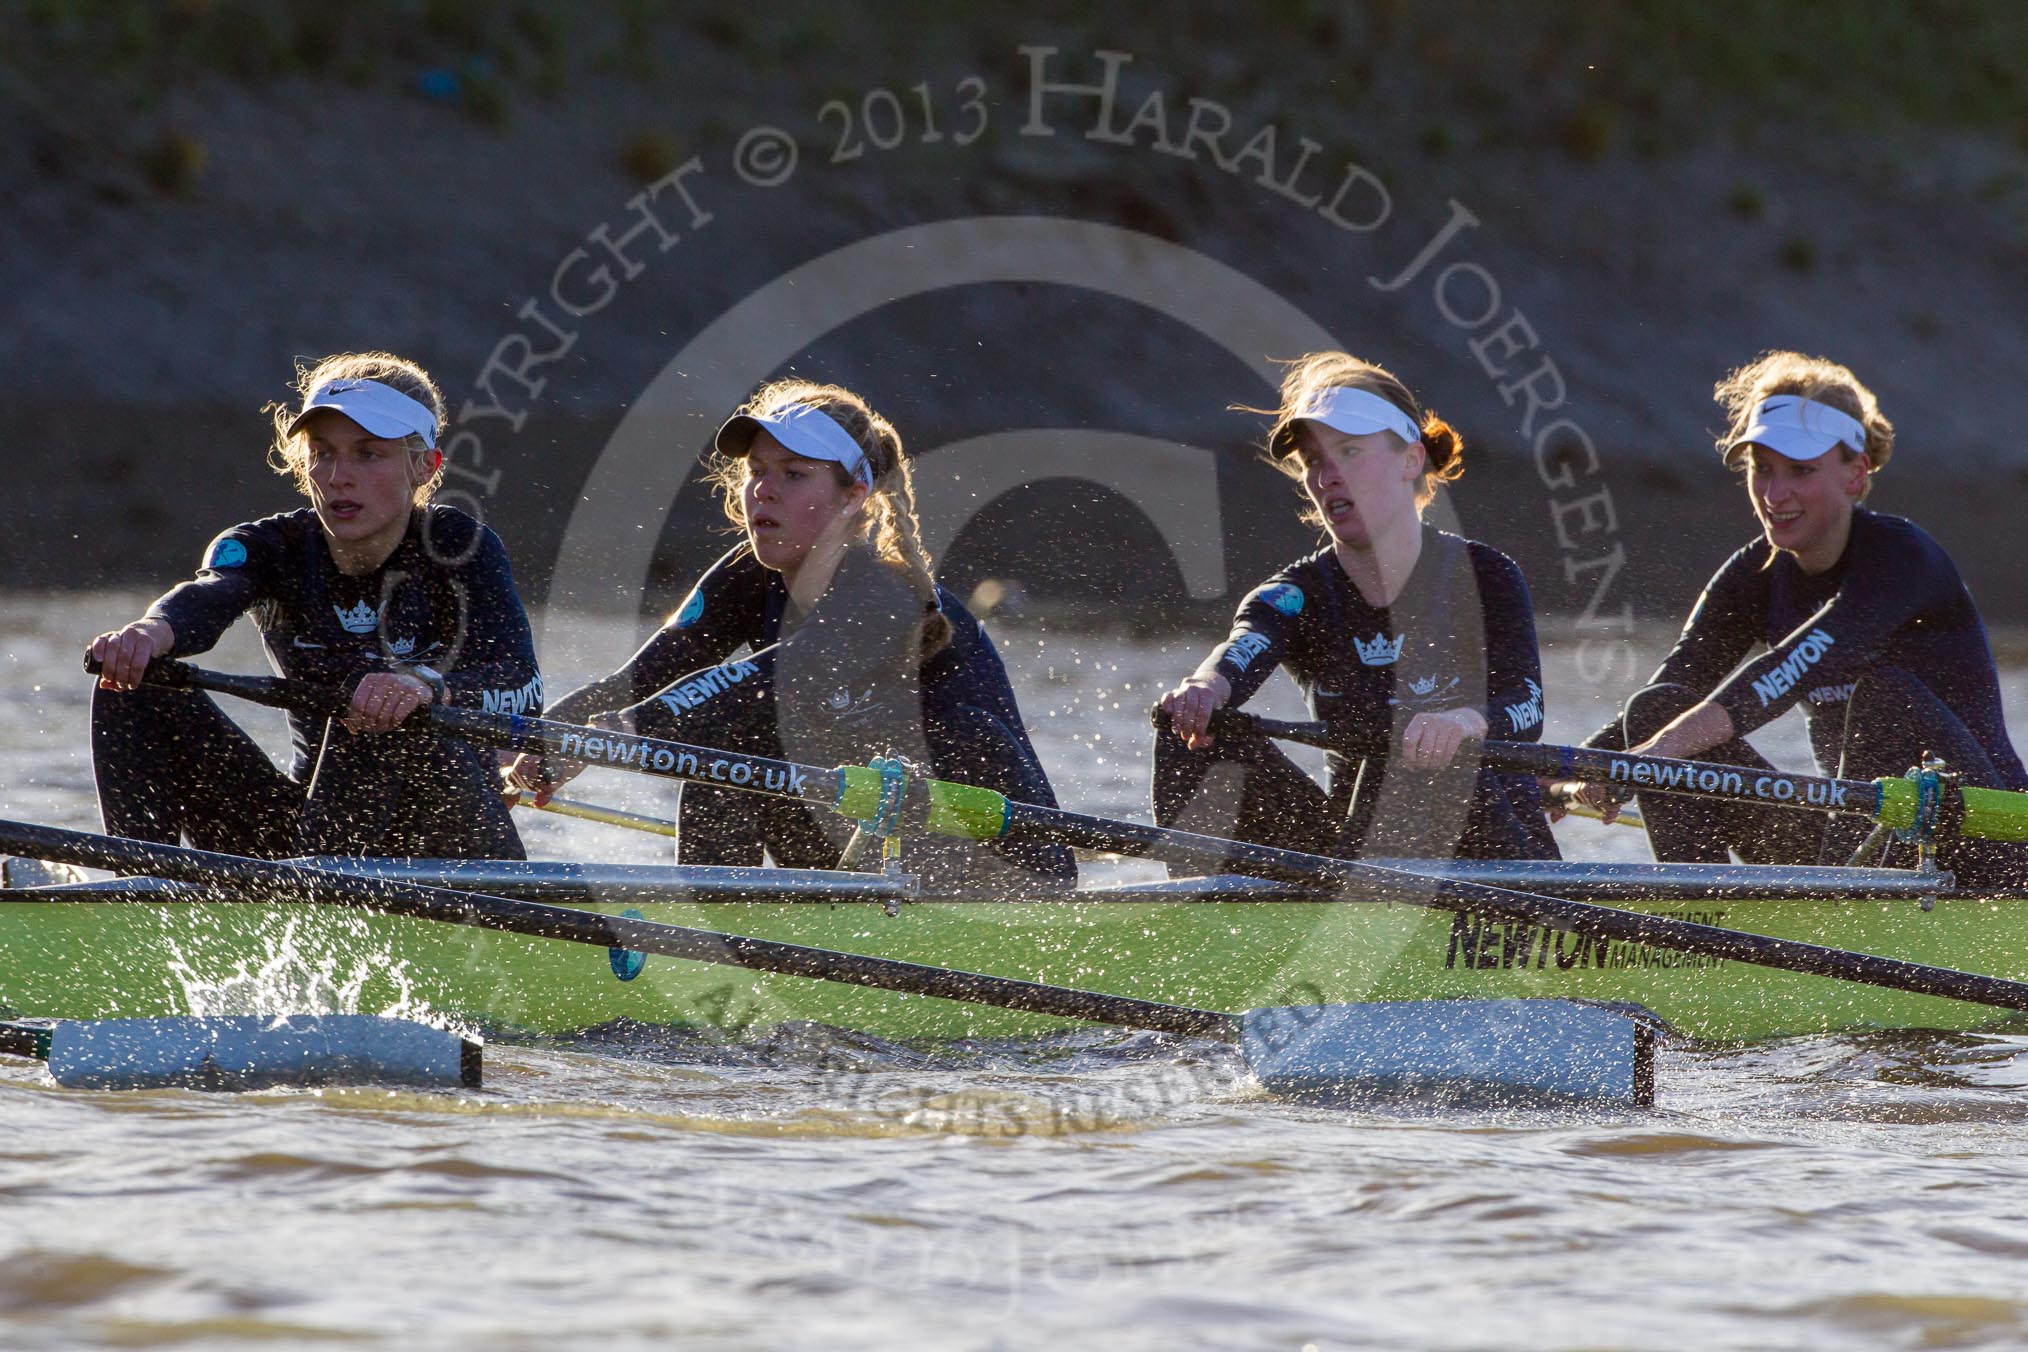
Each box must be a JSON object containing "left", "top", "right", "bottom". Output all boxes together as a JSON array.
[{"left": 4, "top": 878, "right": 2026, "bottom": 1043}]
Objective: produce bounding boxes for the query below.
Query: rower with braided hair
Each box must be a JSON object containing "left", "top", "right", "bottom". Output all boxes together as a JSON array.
[{"left": 506, "top": 379, "right": 1072, "bottom": 887}]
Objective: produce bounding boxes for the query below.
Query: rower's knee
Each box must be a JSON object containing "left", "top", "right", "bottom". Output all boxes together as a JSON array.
[
  {"left": 1845, "top": 666, "right": 1930, "bottom": 723},
  {"left": 1842, "top": 665, "right": 1995, "bottom": 784}
]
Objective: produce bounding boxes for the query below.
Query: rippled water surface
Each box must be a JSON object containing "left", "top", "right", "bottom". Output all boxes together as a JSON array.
[{"left": 6, "top": 593, "right": 2028, "bottom": 1351}]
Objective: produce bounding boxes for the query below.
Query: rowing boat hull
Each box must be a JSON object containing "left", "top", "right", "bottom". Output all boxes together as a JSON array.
[{"left": 5, "top": 862, "right": 2025, "bottom": 1042}]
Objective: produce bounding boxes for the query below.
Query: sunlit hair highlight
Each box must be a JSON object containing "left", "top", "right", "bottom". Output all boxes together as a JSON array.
[
  {"left": 265, "top": 351, "right": 447, "bottom": 506},
  {"left": 1715, "top": 350, "right": 1894, "bottom": 501},
  {"left": 1247, "top": 351, "right": 1464, "bottom": 524},
  {"left": 707, "top": 379, "right": 951, "bottom": 659}
]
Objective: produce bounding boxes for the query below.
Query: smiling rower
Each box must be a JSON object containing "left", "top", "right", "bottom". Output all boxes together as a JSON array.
[
  {"left": 1571, "top": 351, "right": 2028, "bottom": 885},
  {"left": 87, "top": 351, "right": 541, "bottom": 859},
  {"left": 504, "top": 379, "right": 1072, "bottom": 888},
  {"left": 1155, "top": 352, "right": 1558, "bottom": 865}
]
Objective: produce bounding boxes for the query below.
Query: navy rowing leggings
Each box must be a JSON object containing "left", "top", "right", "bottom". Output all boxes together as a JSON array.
[
  {"left": 1621, "top": 673, "right": 2027, "bottom": 886},
  {"left": 1150, "top": 723, "right": 1560, "bottom": 867},
  {"left": 92, "top": 683, "right": 524, "bottom": 859},
  {"left": 93, "top": 684, "right": 302, "bottom": 856}
]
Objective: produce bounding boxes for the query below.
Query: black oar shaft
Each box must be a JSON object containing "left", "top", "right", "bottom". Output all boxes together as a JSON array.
[
  {"left": 435, "top": 706, "right": 846, "bottom": 810},
  {"left": 1487, "top": 741, "right": 1882, "bottom": 817},
  {"left": 90, "top": 657, "right": 856, "bottom": 817},
  {"left": 1202, "top": 708, "right": 1885, "bottom": 817},
  {"left": 0, "top": 821, "right": 1233, "bottom": 1040},
  {"left": 105, "top": 660, "right": 2028, "bottom": 1017},
  {"left": 996, "top": 799, "right": 2028, "bottom": 1015}
]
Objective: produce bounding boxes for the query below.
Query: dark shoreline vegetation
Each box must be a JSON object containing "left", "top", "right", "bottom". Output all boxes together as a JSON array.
[
  {"left": 5, "top": 2, "right": 2027, "bottom": 622},
  {"left": 18, "top": 1, "right": 2028, "bottom": 155}
]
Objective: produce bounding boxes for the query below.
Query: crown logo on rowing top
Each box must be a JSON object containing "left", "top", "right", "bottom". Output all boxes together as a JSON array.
[
  {"left": 334, "top": 599, "right": 380, "bottom": 634},
  {"left": 1408, "top": 673, "right": 1438, "bottom": 696},
  {"left": 1354, "top": 632, "right": 1403, "bottom": 666}
]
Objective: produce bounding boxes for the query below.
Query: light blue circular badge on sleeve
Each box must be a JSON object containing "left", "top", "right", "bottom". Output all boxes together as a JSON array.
[
  {"left": 205, "top": 536, "right": 248, "bottom": 569},
  {"left": 674, "top": 589, "right": 705, "bottom": 628},
  {"left": 1259, "top": 583, "right": 1304, "bottom": 615}
]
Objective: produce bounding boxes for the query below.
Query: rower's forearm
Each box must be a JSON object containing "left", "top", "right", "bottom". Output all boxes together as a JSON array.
[
  {"left": 137, "top": 616, "right": 177, "bottom": 651},
  {"left": 1638, "top": 702, "right": 1736, "bottom": 761},
  {"left": 542, "top": 678, "right": 629, "bottom": 726}
]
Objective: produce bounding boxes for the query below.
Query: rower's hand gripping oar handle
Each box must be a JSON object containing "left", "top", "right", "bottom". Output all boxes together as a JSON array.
[
  {"left": 84, "top": 654, "right": 348, "bottom": 717},
  {"left": 1148, "top": 704, "right": 1388, "bottom": 758},
  {"left": 1156, "top": 702, "right": 2028, "bottom": 845},
  {"left": 1148, "top": 704, "right": 1652, "bottom": 830}
]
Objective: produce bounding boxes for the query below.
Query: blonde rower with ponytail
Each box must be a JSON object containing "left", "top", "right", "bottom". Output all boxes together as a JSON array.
[
  {"left": 1155, "top": 352, "right": 1559, "bottom": 864},
  {"left": 88, "top": 350, "right": 540, "bottom": 860},
  {"left": 1569, "top": 351, "right": 2028, "bottom": 887},
  {"left": 507, "top": 379, "right": 1072, "bottom": 887}
]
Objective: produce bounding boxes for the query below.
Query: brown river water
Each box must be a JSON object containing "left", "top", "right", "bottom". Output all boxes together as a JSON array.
[{"left": 5, "top": 592, "right": 2028, "bottom": 1351}]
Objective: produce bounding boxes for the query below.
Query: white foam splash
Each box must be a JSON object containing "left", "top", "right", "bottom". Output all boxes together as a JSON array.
[{"left": 161, "top": 910, "right": 466, "bottom": 1037}]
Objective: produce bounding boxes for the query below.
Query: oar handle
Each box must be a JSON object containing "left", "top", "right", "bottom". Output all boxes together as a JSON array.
[
  {"left": 1166, "top": 705, "right": 1915, "bottom": 827},
  {"left": 84, "top": 654, "right": 345, "bottom": 716},
  {"left": 507, "top": 792, "right": 680, "bottom": 840},
  {"left": 1148, "top": 704, "right": 1384, "bottom": 757}
]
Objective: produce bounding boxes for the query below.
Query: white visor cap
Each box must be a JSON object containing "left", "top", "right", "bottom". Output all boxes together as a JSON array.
[
  {"left": 1283, "top": 386, "right": 1421, "bottom": 454},
  {"left": 715, "top": 403, "right": 874, "bottom": 488},
  {"left": 287, "top": 378, "right": 440, "bottom": 449},
  {"left": 1726, "top": 394, "right": 1866, "bottom": 464}
]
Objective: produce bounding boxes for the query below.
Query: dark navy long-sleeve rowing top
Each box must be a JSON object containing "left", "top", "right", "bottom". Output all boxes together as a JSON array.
[
  {"left": 1588, "top": 508, "right": 2026, "bottom": 788},
  {"left": 1207, "top": 526, "right": 1547, "bottom": 792},
  {"left": 560, "top": 543, "right": 1072, "bottom": 881},
  {"left": 147, "top": 505, "right": 542, "bottom": 777}
]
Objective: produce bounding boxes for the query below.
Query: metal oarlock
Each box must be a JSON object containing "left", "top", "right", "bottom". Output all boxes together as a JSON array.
[
  {"left": 844, "top": 755, "right": 922, "bottom": 915},
  {"left": 1844, "top": 822, "right": 1894, "bottom": 870},
  {"left": 1850, "top": 755, "right": 1956, "bottom": 887},
  {"left": 1895, "top": 753, "right": 1958, "bottom": 904},
  {"left": 863, "top": 756, "right": 910, "bottom": 837}
]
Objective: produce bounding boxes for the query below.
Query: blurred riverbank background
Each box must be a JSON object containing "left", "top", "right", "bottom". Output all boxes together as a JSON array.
[
  {"left": 5, "top": 0, "right": 2027, "bottom": 633},
  {"left": 13, "top": 13, "right": 2028, "bottom": 1347}
]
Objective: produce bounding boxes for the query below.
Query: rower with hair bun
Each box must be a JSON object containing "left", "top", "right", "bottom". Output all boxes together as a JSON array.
[
  {"left": 505, "top": 378, "right": 1073, "bottom": 888},
  {"left": 1155, "top": 352, "right": 1559, "bottom": 865},
  {"left": 87, "top": 351, "right": 542, "bottom": 859},
  {"left": 1568, "top": 351, "right": 2028, "bottom": 885}
]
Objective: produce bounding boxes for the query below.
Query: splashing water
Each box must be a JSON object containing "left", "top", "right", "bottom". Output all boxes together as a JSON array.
[{"left": 160, "top": 910, "right": 460, "bottom": 1035}]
